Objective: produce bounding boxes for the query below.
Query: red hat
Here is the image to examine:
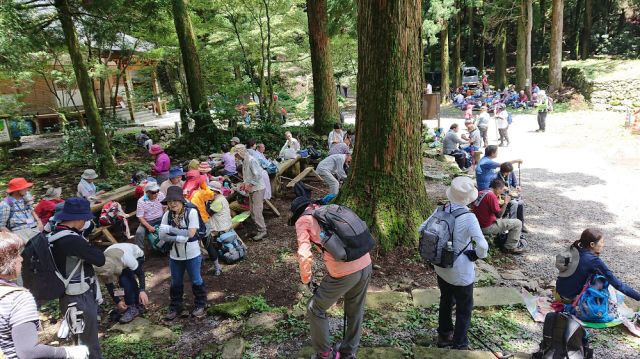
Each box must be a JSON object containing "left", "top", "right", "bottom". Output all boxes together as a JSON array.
[{"left": 7, "top": 178, "right": 34, "bottom": 193}]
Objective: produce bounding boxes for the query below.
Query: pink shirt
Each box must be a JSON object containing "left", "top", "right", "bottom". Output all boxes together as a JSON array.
[{"left": 136, "top": 192, "right": 165, "bottom": 221}]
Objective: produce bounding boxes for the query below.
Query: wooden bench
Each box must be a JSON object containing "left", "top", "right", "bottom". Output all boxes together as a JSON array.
[
  {"left": 90, "top": 210, "right": 136, "bottom": 246},
  {"left": 286, "top": 166, "right": 324, "bottom": 189},
  {"left": 88, "top": 185, "right": 137, "bottom": 245}
]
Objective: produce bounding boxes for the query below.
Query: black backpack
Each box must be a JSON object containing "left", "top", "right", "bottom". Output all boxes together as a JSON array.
[
  {"left": 170, "top": 203, "right": 208, "bottom": 242},
  {"left": 304, "top": 204, "right": 375, "bottom": 262},
  {"left": 531, "top": 312, "right": 594, "bottom": 359},
  {"left": 21, "top": 230, "right": 82, "bottom": 301},
  {"left": 307, "top": 147, "right": 321, "bottom": 160},
  {"left": 418, "top": 205, "right": 472, "bottom": 268}
]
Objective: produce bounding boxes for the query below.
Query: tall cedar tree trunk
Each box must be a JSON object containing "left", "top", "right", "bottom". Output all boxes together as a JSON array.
[
  {"left": 467, "top": 4, "right": 474, "bottom": 64},
  {"left": 171, "top": 0, "right": 211, "bottom": 128},
  {"left": 440, "top": 22, "right": 450, "bottom": 103},
  {"left": 263, "top": 0, "right": 275, "bottom": 117},
  {"left": 479, "top": 23, "right": 485, "bottom": 73},
  {"left": 580, "top": 0, "right": 592, "bottom": 60},
  {"left": 569, "top": 0, "right": 583, "bottom": 60},
  {"left": 338, "top": 0, "right": 429, "bottom": 249},
  {"left": 516, "top": 0, "right": 532, "bottom": 97},
  {"left": 452, "top": 4, "right": 461, "bottom": 88},
  {"left": 494, "top": 24, "right": 507, "bottom": 89},
  {"left": 549, "top": 0, "right": 563, "bottom": 91},
  {"left": 526, "top": 0, "right": 532, "bottom": 97},
  {"left": 307, "top": 0, "right": 340, "bottom": 134},
  {"left": 55, "top": 0, "right": 116, "bottom": 175},
  {"left": 539, "top": 0, "right": 547, "bottom": 63}
]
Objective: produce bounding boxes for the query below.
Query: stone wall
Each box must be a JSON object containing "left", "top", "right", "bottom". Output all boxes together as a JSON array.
[{"left": 590, "top": 79, "right": 640, "bottom": 112}]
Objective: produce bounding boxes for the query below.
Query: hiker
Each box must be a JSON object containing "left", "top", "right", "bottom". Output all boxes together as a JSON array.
[
  {"left": 43, "top": 201, "right": 66, "bottom": 233},
  {"left": 77, "top": 170, "right": 105, "bottom": 200},
  {"left": 35, "top": 187, "right": 64, "bottom": 225},
  {"left": 443, "top": 124, "right": 472, "bottom": 156},
  {"left": 426, "top": 82, "right": 433, "bottom": 94},
  {"left": 328, "top": 138, "right": 352, "bottom": 156},
  {"left": 316, "top": 153, "right": 351, "bottom": 195},
  {"left": 495, "top": 104, "right": 510, "bottom": 147},
  {"left": 183, "top": 170, "right": 206, "bottom": 201},
  {"left": 461, "top": 124, "right": 481, "bottom": 153},
  {"left": 280, "top": 107, "right": 287, "bottom": 121},
  {"left": 532, "top": 83, "right": 539, "bottom": 94},
  {"left": 160, "top": 167, "right": 185, "bottom": 195},
  {"left": 158, "top": 186, "right": 208, "bottom": 319},
  {"left": 346, "top": 129, "right": 355, "bottom": 147},
  {"left": 473, "top": 179, "right": 525, "bottom": 255},
  {"left": 476, "top": 106, "right": 491, "bottom": 147},
  {"left": 50, "top": 197, "right": 106, "bottom": 359},
  {"left": 94, "top": 243, "right": 148, "bottom": 324},
  {"left": 0, "top": 232, "right": 90, "bottom": 359},
  {"left": 230, "top": 137, "right": 240, "bottom": 152},
  {"left": 513, "top": 90, "right": 528, "bottom": 109},
  {"left": 289, "top": 197, "right": 372, "bottom": 359},
  {"left": 0, "top": 177, "right": 43, "bottom": 244},
  {"left": 246, "top": 139, "right": 272, "bottom": 199},
  {"left": 492, "top": 162, "right": 527, "bottom": 233},
  {"left": 192, "top": 181, "right": 230, "bottom": 276},
  {"left": 475, "top": 145, "right": 523, "bottom": 191},
  {"left": 327, "top": 123, "right": 345, "bottom": 151},
  {"left": 135, "top": 181, "right": 166, "bottom": 250},
  {"left": 342, "top": 84, "right": 348, "bottom": 98},
  {"left": 235, "top": 145, "right": 268, "bottom": 241},
  {"left": 482, "top": 74, "right": 488, "bottom": 92},
  {"left": 257, "top": 143, "right": 267, "bottom": 159},
  {"left": 135, "top": 129, "right": 152, "bottom": 149},
  {"left": 217, "top": 144, "right": 237, "bottom": 177},
  {"left": 149, "top": 145, "right": 170, "bottom": 185},
  {"left": 198, "top": 162, "right": 213, "bottom": 185},
  {"left": 280, "top": 131, "right": 301, "bottom": 155},
  {"left": 464, "top": 105, "right": 474, "bottom": 125},
  {"left": 555, "top": 228, "right": 640, "bottom": 304},
  {"left": 229, "top": 189, "right": 250, "bottom": 218},
  {"left": 534, "top": 90, "right": 550, "bottom": 132},
  {"left": 419, "top": 177, "right": 488, "bottom": 350}
]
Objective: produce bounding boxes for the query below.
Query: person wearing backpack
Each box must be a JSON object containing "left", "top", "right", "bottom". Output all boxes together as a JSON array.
[
  {"left": 0, "top": 178, "right": 43, "bottom": 243},
  {"left": 235, "top": 144, "right": 268, "bottom": 241},
  {"left": 555, "top": 228, "right": 640, "bottom": 305},
  {"left": 316, "top": 153, "right": 351, "bottom": 195},
  {"left": 49, "top": 197, "right": 106, "bottom": 359},
  {"left": 534, "top": 90, "right": 550, "bottom": 132},
  {"left": 289, "top": 197, "right": 373, "bottom": 359},
  {"left": 419, "top": 177, "right": 488, "bottom": 349},
  {"left": 158, "top": 186, "right": 208, "bottom": 320}
]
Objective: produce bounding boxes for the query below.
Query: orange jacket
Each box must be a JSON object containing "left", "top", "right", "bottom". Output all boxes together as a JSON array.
[{"left": 190, "top": 187, "right": 215, "bottom": 222}]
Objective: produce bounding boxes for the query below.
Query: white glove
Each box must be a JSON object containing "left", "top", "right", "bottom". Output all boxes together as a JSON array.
[
  {"left": 65, "top": 345, "right": 89, "bottom": 359},
  {"left": 159, "top": 224, "right": 172, "bottom": 234},
  {"left": 175, "top": 235, "right": 188, "bottom": 243}
]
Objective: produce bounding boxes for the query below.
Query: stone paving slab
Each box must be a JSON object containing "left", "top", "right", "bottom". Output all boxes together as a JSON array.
[
  {"left": 109, "top": 317, "right": 177, "bottom": 343},
  {"left": 355, "top": 347, "right": 405, "bottom": 358},
  {"left": 365, "top": 291, "right": 410, "bottom": 309},
  {"left": 412, "top": 289, "right": 441, "bottom": 308},
  {"left": 413, "top": 346, "right": 529, "bottom": 359},
  {"left": 412, "top": 287, "right": 524, "bottom": 308}
]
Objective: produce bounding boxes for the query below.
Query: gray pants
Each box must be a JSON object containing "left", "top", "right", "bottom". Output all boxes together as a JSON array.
[
  {"left": 537, "top": 111, "right": 547, "bottom": 130},
  {"left": 60, "top": 286, "right": 103, "bottom": 359},
  {"left": 478, "top": 126, "right": 489, "bottom": 147},
  {"left": 307, "top": 264, "right": 372, "bottom": 356},
  {"left": 481, "top": 218, "right": 522, "bottom": 250},
  {"left": 250, "top": 188, "right": 266, "bottom": 232},
  {"left": 135, "top": 217, "right": 162, "bottom": 250},
  {"left": 318, "top": 171, "right": 340, "bottom": 195}
]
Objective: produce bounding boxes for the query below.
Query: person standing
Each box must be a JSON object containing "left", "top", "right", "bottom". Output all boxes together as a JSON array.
[
  {"left": 419, "top": 177, "right": 488, "bottom": 349},
  {"left": 426, "top": 82, "right": 433, "bottom": 94},
  {"left": 482, "top": 74, "right": 488, "bottom": 92},
  {"left": 342, "top": 84, "right": 348, "bottom": 98},
  {"left": 316, "top": 153, "right": 351, "bottom": 195},
  {"left": 476, "top": 106, "right": 491, "bottom": 147},
  {"left": 534, "top": 90, "right": 550, "bottom": 132},
  {"left": 289, "top": 197, "right": 372, "bottom": 359},
  {"left": 135, "top": 182, "right": 166, "bottom": 250},
  {"left": 495, "top": 104, "right": 510, "bottom": 147},
  {"left": 0, "top": 178, "right": 43, "bottom": 243},
  {"left": 234, "top": 145, "right": 268, "bottom": 241},
  {"left": 149, "top": 145, "right": 170, "bottom": 185},
  {"left": 35, "top": 187, "right": 64, "bottom": 225}
]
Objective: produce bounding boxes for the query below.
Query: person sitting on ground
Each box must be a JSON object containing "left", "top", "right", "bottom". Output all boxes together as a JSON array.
[
  {"left": 316, "top": 153, "right": 351, "bottom": 195},
  {"left": 158, "top": 186, "right": 208, "bottom": 320},
  {"left": 555, "top": 228, "right": 640, "bottom": 304},
  {"left": 160, "top": 167, "right": 185, "bottom": 195},
  {"left": 77, "top": 169, "right": 105, "bottom": 200},
  {"left": 454, "top": 92, "right": 465, "bottom": 105},
  {"left": 35, "top": 187, "right": 64, "bottom": 225},
  {"left": 217, "top": 144, "right": 237, "bottom": 177},
  {"left": 235, "top": 144, "right": 268, "bottom": 241},
  {"left": 183, "top": 170, "right": 206, "bottom": 202},
  {"left": 1, "top": 178, "right": 43, "bottom": 245},
  {"left": 280, "top": 131, "right": 301, "bottom": 155},
  {"left": 495, "top": 104, "right": 510, "bottom": 147},
  {"left": 443, "top": 124, "right": 472, "bottom": 156},
  {"left": 95, "top": 243, "right": 149, "bottom": 324},
  {"left": 475, "top": 145, "right": 523, "bottom": 191},
  {"left": 532, "top": 83, "right": 539, "bottom": 94},
  {"left": 328, "top": 138, "right": 352, "bottom": 156},
  {"left": 289, "top": 196, "right": 372, "bottom": 359},
  {"left": 327, "top": 123, "right": 345, "bottom": 151},
  {"left": 419, "top": 177, "right": 488, "bottom": 350},
  {"left": 149, "top": 145, "right": 170, "bottom": 185},
  {"left": 0, "top": 232, "right": 89, "bottom": 359},
  {"left": 189, "top": 182, "right": 223, "bottom": 276},
  {"left": 461, "top": 124, "right": 481, "bottom": 153},
  {"left": 135, "top": 129, "right": 152, "bottom": 149},
  {"left": 229, "top": 137, "right": 240, "bottom": 152},
  {"left": 247, "top": 139, "right": 272, "bottom": 199},
  {"left": 198, "top": 162, "right": 213, "bottom": 185},
  {"left": 43, "top": 201, "right": 66, "bottom": 233},
  {"left": 135, "top": 181, "right": 166, "bottom": 250},
  {"left": 188, "top": 159, "right": 200, "bottom": 171},
  {"left": 476, "top": 106, "right": 491, "bottom": 148},
  {"left": 514, "top": 90, "right": 528, "bottom": 109},
  {"left": 346, "top": 129, "right": 355, "bottom": 147},
  {"left": 473, "top": 179, "right": 525, "bottom": 255},
  {"left": 491, "top": 162, "right": 527, "bottom": 233}
]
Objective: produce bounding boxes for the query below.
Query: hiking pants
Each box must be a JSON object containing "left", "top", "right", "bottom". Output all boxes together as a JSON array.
[
  {"left": 498, "top": 128, "right": 509, "bottom": 145},
  {"left": 478, "top": 126, "right": 489, "bottom": 147},
  {"left": 307, "top": 264, "right": 372, "bottom": 356},
  {"left": 481, "top": 218, "right": 522, "bottom": 250},
  {"left": 507, "top": 199, "right": 525, "bottom": 226},
  {"left": 250, "top": 188, "right": 266, "bottom": 232},
  {"left": 135, "top": 217, "right": 162, "bottom": 250},
  {"left": 537, "top": 111, "right": 547, "bottom": 130},
  {"left": 317, "top": 171, "right": 340, "bottom": 195},
  {"left": 60, "top": 286, "right": 103, "bottom": 359},
  {"left": 119, "top": 257, "right": 144, "bottom": 306},
  {"left": 437, "top": 275, "right": 473, "bottom": 350},
  {"left": 155, "top": 174, "right": 168, "bottom": 186},
  {"left": 169, "top": 256, "right": 207, "bottom": 310}
]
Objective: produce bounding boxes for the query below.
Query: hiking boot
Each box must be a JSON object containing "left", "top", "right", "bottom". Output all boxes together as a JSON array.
[
  {"left": 437, "top": 332, "right": 454, "bottom": 347},
  {"left": 136, "top": 304, "right": 146, "bottom": 315},
  {"left": 192, "top": 306, "right": 206, "bottom": 318},
  {"left": 503, "top": 246, "right": 525, "bottom": 255},
  {"left": 521, "top": 226, "right": 529, "bottom": 233},
  {"left": 166, "top": 308, "right": 181, "bottom": 321},
  {"left": 119, "top": 306, "right": 139, "bottom": 324},
  {"left": 336, "top": 353, "right": 355, "bottom": 359},
  {"left": 253, "top": 231, "right": 268, "bottom": 241},
  {"left": 498, "top": 142, "right": 504, "bottom": 147}
]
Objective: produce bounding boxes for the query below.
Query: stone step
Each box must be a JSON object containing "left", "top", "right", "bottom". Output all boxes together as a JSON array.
[
  {"left": 412, "top": 287, "right": 524, "bottom": 308},
  {"left": 413, "top": 346, "right": 529, "bottom": 359}
]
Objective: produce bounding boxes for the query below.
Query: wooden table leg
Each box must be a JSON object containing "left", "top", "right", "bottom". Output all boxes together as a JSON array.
[
  {"left": 102, "top": 228, "right": 118, "bottom": 245},
  {"left": 264, "top": 199, "right": 281, "bottom": 217}
]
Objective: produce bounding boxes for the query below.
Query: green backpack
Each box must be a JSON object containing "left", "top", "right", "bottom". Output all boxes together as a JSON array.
[{"left": 147, "top": 225, "right": 169, "bottom": 252}]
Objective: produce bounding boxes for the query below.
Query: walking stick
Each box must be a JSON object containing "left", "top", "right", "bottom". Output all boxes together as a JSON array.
[{"left": 518, "top": 162, "right": 521, "bottom": 187}]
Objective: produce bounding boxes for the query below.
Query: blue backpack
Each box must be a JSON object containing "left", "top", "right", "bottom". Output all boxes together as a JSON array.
[
  {"left": 507, "top": 112, "right": 513, "bottom": 124},
  {"left": 216, "top": 231, "right": 247, "bottom": 264},
  {"left": 566, "top": 273, "right": 615, "bottom": 323}
]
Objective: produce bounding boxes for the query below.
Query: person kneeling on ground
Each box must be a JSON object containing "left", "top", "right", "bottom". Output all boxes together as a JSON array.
[
  {"left": 473, "top": 179, "right": 525, "bottom": 255},
  {"left": 419, "top": 177, "right": 488, "bottom": 349},
  {"left": 159, "top": 186, "right": 208, "bottom": 320},
  {"left": 235, "top": 145, "right": 268, "bottom": 241},
  {"left": 95, "top": 243, "right": 148, "bottom": 324},
  {"left": 316, "top": 153, "right": 351, "bottom": 195},
  {"left": 135, "top": 181, "right": 166, "bottom": 250},
  {"left": 491, "top": 163, "right": 528, "bottom": 233},
  {"left": 555, "top": 228, "right": 640, "bottom": 304},
  {"left": 289, "top": 197, "right": 372, "bottom": 359}
]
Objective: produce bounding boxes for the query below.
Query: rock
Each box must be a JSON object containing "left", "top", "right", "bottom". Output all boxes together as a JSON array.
[
  {"left": 475, "top": 260, "right": 501, "bottom": 280},
  {"left": 412, "top": 289, "right": 441, "bottom": 308},
  {"left": 220, "top": 338, "right": 245, "bottom": 359},
  {"left": 245, "top": 312, "right": 284, "bottom": 330},
  {"left": 365, "top": 291, "right": 410, "bottom": 309},
  {"left": 524, "top": 281, "right": 541, "bottom": 293},
  {"left": 609, "top": 100, "right": 621, "bottom": 106},
  {"left": 423, "top": 170, "right": 449, "bottom": 181},
  {"left": 413, "top": 346, "right": 529, "bottom": 358},
  {"left": 355, "top": 347, "right": 405, "bottom": 358},
  {"left": 383, "top": 311, "right": 409, "bottom": 325},
  {"left": 500, "top": 269, "right": 527, "bottom": 280},
  {"left": 473, "top": 287, "right": 525, "bottom": 307},
  {"left": 422, "top": 148, "right": 439, "bottom": 158},
  {"left": 373, "top": 264, "right": 381, "bottom": 270},
  {"left": 540, "top": 289, "right": 553, "bottom": 298},
  {"left": 592, "top": 103, "right": 611, "bottom": 111},
  {"left": 612, "top": 105, "right": 628, "bottom": 112},
  {"left": 109, "top": 318, "right": 178, "bottom": 344},
  {"left": 31, "top": 165, "right": 52, "bottom": 178},
  {"left": 199, "top": 344, "right": 218, "bottom": 357},
  {"left": 207, "top": 297, "right": 251, "bottom": 317}
]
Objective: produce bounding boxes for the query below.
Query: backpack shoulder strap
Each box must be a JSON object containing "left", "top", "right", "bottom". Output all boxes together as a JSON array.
[
  {"left": 451, "top": 207, "right": 469, "bottom": 218},
  {"left": 563, "top": 317, "right": 584, "bottom": 355},
  {"left": 0, "top": 285, "right": 27, "bottom": 300},
  {"left": 541, "top": 312, "right": 558, "bottom": 351}
]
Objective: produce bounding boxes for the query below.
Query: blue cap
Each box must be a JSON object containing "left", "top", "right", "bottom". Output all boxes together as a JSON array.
[
  {"left": 56, "top": 197, "right": 95, "bottom": 221},
  {"left": 168, "top": 167, "right": 185, "bottom": 179}
]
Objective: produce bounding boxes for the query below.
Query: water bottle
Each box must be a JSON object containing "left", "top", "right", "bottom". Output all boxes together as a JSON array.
[{"left": 441, "top": 241, "right": 455, "bottom": 268}]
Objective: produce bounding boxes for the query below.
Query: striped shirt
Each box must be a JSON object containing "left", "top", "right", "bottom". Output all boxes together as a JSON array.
[
  {"left": 0, "top": 285, "right": 41, "bottom": 359},
  {"left": 0, "top": 197, "right": 36, "bottom": 231},
  {"left": 136, "top": 192, "right": 165, "bottom": 221}
]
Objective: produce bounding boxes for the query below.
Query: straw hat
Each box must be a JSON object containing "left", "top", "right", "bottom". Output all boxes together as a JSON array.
[{"left": 446, "top": 177, "right": 478, "bottom": 206}]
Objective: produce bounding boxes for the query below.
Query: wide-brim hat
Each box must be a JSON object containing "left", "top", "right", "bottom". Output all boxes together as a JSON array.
[
  {"left": 288, "top": 196, "right": 311, "bottom": 226},
  {"left": 230, "top": 137, "right": 240, "bottom": 143},
  {"left": 149, "top": 144, "right": 163, "bottom": 155},
  {"left": 43, "top": 187, "right": 62, "bottom": 200},
  {"left": 446, "top": 177, "right": 478, "bottom": 206},
  {"left": 209, "top": 181, "right": 223, "bottom": 193},
  {"left": 168, "top": 167, "right": 185, "bottom": 178},
  {"left": 56, "top": 197, "right": 95, "bottom": 221},
  {"left": 95, "top": 252, "right": 125, "bottom": 284},
  {"left": 81, "top": 169, "right": 98, "bottom": 180},
  {"left": 145, "top": 181, "right": 160, "bottom": 192},
  {"left": 198, "top": 162, "right": 212, "bottom": 172},
  {"left": 162, "top": 186, "right": 187, "bottom": 204},
  {"left": 556, "top": 246, "right": 580, "bottom": 278},
  {"left": 7, "top": 178, "right": 34, "bottom": 193}
]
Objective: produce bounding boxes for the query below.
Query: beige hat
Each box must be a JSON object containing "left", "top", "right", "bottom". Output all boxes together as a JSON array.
[
  {"left": 81, "top": 169, "right": 98, "bottom": 180},
  {"left": 94, "top": 249, "right": 125, "bottom": 284},
  {"left": 144, "top": 181, "right": 160, "bottom": 192},
  {"left": 446, "top": 177, "right": 478, "bottom": 206},
  {"left": 43, "top": 187, "right": 62, "bottom": 200},
  {"left": 556, "top": 245, "right": 580, "bottom": 278},
  {"left": 234, "top": 144, "right": 249, "bottom": 159}
]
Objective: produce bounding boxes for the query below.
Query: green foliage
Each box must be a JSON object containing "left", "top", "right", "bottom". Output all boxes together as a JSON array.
[
  {"left": 101, "top": 334, "right": 177, "bottom": 359},
  {"left": 40, "top": 299, "right": 61, "bottom": 320}
]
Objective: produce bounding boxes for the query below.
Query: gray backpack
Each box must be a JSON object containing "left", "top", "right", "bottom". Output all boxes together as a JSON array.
[{"left": 418, "top": 205, "right": 471, "bottom": 268}]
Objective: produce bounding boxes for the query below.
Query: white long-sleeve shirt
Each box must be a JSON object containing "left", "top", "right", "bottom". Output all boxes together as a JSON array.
[
  {"left": 419, "top": 203, "right": 488, "bottom": 286},
  {"left": 104, "top": 243, "right": 145, "bottom": 271},
  {"left": 280, "top": 138, "right": 300, "bottom": 154},
  {"left": 327, "top": 130, "right": 344, "bottom": 150},
  {"left": 316, "top": 154, "right": 347, "bottom": 180}
]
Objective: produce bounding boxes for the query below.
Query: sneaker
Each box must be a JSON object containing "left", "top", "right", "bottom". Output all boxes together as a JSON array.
[
  {"left": 437, "top": 332, "right": 454, "bottom": 347},
  {"left": 535, "top": 129, "right": 542, "bottom": 132},
  {"left": 213, "top": 267, "right": 222, "bottom": 276},
  {"left": 498, "top": 142, "right": 504, "bottom": 147},
  {"left": 136, "top": 304, "right": 146, "bottom": 315},
  {"left": 518, "top": 238, "right": 528, "bottom": 248},
  {"left": 253, "top": 231, "right": 268, "bottom": 241},
  {"left": 166, "top": 308, "right": 181, "bottom": 321},
  {"left": 336, "top": 353, "right": 355, "bottom": 359},
  {"left": 119, "top": 306, "right": 139, "bottom": 324},
  {"left": 503, "top": 246, "right": 525, "bottom": 255},
  {"left": 192, "top": 306, "right": 206, "bottom": 318},
  {"left": 309, "top": 350, "right": 336, "bottom": 359},
  {"left": 506, "top": 142, "right": 511, "bottom": 147}
]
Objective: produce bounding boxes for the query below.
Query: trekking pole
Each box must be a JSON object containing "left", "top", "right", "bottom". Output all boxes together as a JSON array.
[
  {"left": 468, "top": 329, "right": 514, "bottom": 359},
  {"left": 477, "top": 327, "right": 514, "bottom": 358},
  {"left": 518, "top": 163, "right": 521, "bottom": 187}
]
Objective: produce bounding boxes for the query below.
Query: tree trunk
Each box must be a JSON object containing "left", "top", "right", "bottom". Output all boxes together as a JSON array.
[
  {"left": 55, "top": 0, "right": 116, "bottom": 175},
  {"left": 467, "top": 3, "right": 474, "bottom": 64},
  {"left": 479, "top": 23, "right": 485, "bottom": 73},
  {"left": 549, "top": 0, "right": 563, "bottom": 92},
  {"left": 338, "top": 0, "right": 429, "bottom": 249},
  {"left": 171, "top": 0, "right": 211, "bottom": 128},
  {"left": 440, "top": 22, "right": 450, "bottom": 103},
  {"left": 263, "top": 0, "right": 275, "bottom": 118},
  {"left": 526, "top": 0, "right": 532, "bottom": 97},
  {"left": 516, "top": 0, "right": 532, "bottom": 97},
  {"left": 307, "top": 0, "right": 340, "bottom": 134},
  {"left": 452, "top": 4, "right": 461, "bottom": 88},
  {"left": 569, "top": 0, "right": 583, "bottom": 60},
  {"left": 494, "top": 24, "right": 507, "bottom": 90},
  {"left": 539, "top": 0, "right": 547, "bottom": 63},
  {"left": 580, "top": 0, "right": 592, "bottom": 60}
]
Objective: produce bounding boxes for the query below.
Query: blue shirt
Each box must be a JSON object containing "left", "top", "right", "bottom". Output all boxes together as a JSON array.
[
  {"left": 476, "top": 157, "right": 500, "bottom": 190},
  {"left": 556, "top": 248, "right": 640, "bottom": 301}
]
